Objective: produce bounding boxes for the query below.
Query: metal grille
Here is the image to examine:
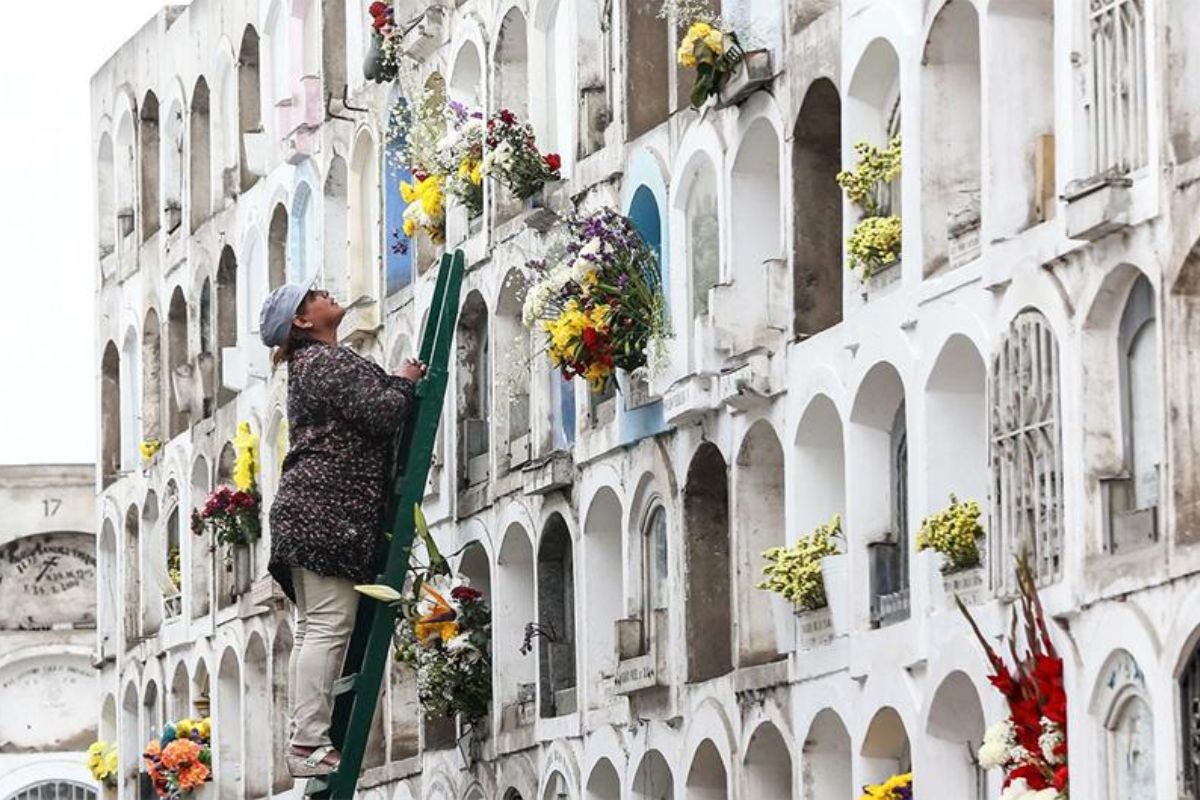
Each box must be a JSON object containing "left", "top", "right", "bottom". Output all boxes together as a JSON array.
[
  {"left": 6, "top": 782, "right": 97, "bottom": 800},
  {"left": 1183, "top": 646, "right": 1200, "bottom": 796},
  {"left": 1088, "top": 0, "right": 1147, "bottom": 175},
  {"left": 991, "top": 311, "right": 1063, "bottom": 587}
]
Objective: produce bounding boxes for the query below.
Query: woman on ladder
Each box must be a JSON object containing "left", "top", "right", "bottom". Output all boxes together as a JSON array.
[{"left": 259, "top": 281, "right": 426, "bottom": 777}]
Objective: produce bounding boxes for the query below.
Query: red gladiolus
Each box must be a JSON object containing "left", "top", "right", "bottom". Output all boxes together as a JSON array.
[
  {"left": 544, "top": 153, "right": 562, "bottom": 172},
  {"left": 581, "top": 326, "right": 599, "bottom": 348},
  {"left": 369, "top": 2, "right": 388, "bottom": 17},
  {"left": 1053, "top": 765, "right": 1069, "bottom": 791},
  {"left": 451, "top": 586, "right": 482, "bottom": 602}
]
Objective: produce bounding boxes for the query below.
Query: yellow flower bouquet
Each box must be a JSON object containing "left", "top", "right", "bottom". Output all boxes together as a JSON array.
[
  {"left": 860, "top": 772, "right": 913, "bottom": 800},
  {"left": 676, "top": 20, "right": 745, "bottom": 109},
  {"left": 86, "top": 740, "right": 118, "bottom": 787},
  {"left": 520, "top": 208, "right": 669, "bottom": 393},
  {"left": 837, "top": 136, "right": 903, "bottom": 277}
]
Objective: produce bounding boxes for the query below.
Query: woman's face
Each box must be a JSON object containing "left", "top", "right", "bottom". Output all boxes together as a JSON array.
[{"left": 296, "top": 289, "right": 344, "bottom": 333}]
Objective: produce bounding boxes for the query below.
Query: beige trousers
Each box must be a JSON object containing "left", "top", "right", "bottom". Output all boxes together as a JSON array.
[{"left": 288, "top": 567, "right": 359, "bottom": 749}]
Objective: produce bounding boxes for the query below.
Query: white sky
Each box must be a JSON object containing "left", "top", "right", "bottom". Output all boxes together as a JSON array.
[{"left": 0, "top": 1, "right": 168, "bottom": 466}]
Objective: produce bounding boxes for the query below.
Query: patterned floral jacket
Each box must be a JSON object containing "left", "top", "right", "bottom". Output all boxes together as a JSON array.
[{"left": 268, "top": 340, "right": 415, "bottom": 601}]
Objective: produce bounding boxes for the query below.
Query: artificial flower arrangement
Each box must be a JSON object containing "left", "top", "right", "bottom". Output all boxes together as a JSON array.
[
  {"left": 365, "top": 2, "right": 402, "bottom": 82},
  {"left": 959, "top": 553, "right": 1068, "bottom": 799},
  {"left": 916, "top": 495, "right": 984, "bottom": 573},
  {"left": 191, "top": 422, "right": 261, "bottom": 563},
  {"left": 86, "top": 740, "right": 118, "bottom": 788},
  {"left": 484, "top": 108, "right": 562, "bottom": 200},
  {"left": 676, "top": 19, "right": 746, "bottom": 109},
  {"left": 756, "top": 514, "right": 843, "bottom": 611},
  {"left": 520, "top": 207, "right": 669, "bottom": 392},
  {"left": 356, "top": 505, "right": 493, "bottom": 727},
  {"left": 860, "top": 772, "right": 913, "bottom": 800},
  {"left": 837, "top": 136, "right": 903, "bottom": 277},
  {"left": 140, "top": 439, "right": 163, "bottom": 463},
  {"left": 143, "top": 717, "right": 213, "bottom": 798}
]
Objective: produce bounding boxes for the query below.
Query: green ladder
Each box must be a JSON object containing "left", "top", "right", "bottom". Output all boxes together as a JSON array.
[{"left": 306, "top": 249, "right": 465, "bottom": 798}]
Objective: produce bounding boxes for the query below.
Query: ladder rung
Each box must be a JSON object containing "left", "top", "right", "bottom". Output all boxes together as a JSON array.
[{"left": 331, "top": 673, "right": 359, "bottom": 697}]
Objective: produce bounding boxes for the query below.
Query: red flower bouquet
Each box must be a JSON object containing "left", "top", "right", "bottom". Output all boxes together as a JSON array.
[{"left": 960, "top": 555, "right": 1068, "bottom": 799}]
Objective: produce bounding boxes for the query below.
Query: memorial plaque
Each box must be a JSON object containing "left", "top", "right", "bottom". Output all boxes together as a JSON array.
[
  {"left": 0, "top": 656, "right": 96, "bottom": 750},
  {"left": 0, "top": 532, "right": 96, "bottom": 629}
]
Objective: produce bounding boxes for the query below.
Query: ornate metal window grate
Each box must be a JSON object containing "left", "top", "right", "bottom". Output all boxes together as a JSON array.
[
  {"left": 1088, "top": 0, "right": 1147, "bottom": 175},
  {"left": 990, "top": 311, "right": 1064, "bottom": 588}
]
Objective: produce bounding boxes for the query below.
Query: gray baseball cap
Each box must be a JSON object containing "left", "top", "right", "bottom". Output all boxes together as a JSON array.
[{"left": 259, "top": 277, "right": 317, "bottom": 348}]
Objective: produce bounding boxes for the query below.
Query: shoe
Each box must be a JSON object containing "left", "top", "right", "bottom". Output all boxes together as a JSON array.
[{"left": 287, "top": 744, "right": 341, "bottom": 777}]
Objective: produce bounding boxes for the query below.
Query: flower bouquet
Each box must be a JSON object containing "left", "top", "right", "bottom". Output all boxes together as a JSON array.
[
  {"left": 438, "top": 101, "right": 485, "bottom": 217},
  {"left": 960, "top": 554, "right": 1068, "bottom": 799},
  {"left": 860, "top": 772, "right": 913, "bottom": 800},
  {"left": 191, "top": 486, "right": 261, "bottom": 550},
  {"left": 916, "top": 495, "right": 984, "bottom": 573},
  {"left": 837, "top": 136, "right": 903, "bottom": 278},
  {"left": 356, "top": 505, "right": 493, "bottom": 726},
  {"left": 140, "top": 439, "right": 163, "bottom": 463},
  {"left": 86, "top": 740, "right": 118, "bottom": 788},
  {"left": 676, "top": 20, "right": 746, "bottom": 109},
  {"left": 483, "top": 108, "right": 562, "bottom": 200},
  {"left": 756, "top": 514, "right": 843, "bottom": 612},
  {"left": 365, "top": 2, "right": 401, "bottom": 82},
  {"left": 521, "top": 208, "right": 669, "bottom": 392},
  {"left": 143, "top": 717, "right": 213, "bottom": 798}
]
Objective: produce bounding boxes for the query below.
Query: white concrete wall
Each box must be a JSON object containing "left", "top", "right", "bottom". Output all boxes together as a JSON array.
[{"left": 88, "top": 0, "right": 1200, "bottom": 798}]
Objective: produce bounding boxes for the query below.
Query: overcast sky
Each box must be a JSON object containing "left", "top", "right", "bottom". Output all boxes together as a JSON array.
[{"left": 0, "top": 1, "right": 167, "bottom": 466}]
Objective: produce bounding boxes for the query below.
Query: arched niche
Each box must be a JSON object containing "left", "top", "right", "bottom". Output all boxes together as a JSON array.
[
  {"left": 497, "top": 523, "right": 536, "bottom": 720},
  {"left": 925, "top": 671, "right": 985, "bottom": 797},
  {"left": 685, "top": 739, "right": 727, "bottom": 799},
  {"left": 190, "top": 76, "right": 212, "bottom": 231},
  {"left": 450, "top": 41, "right": 484, "bottom": 108},
  {"left": 585, "top": 757, "right": 621, "bottom": 800},
  {"left": 924, "top": 334, "right": 987, "bottom": 526},
  {"left": 100, "top": 341, "right": 121, "bottom": 486},
  {"left": 734, "top": 420, "right": 787, "bottom": 665},
  {"left": 324, "top": 153, "right": 349, "bottom": 299},
  {"left": 216, "top": 648, "right": 243, "bottom": 796},
  {"left": 625, "top": 0, "right": 669, "bottom": 139},
  {"left": 189, "top": 456, "right": 211, "bottom": 619},
  {"left": 97, "top": 133, "right": 115, "bottom": 257},
  {"left": 215, "top": 246, "right": 237, "bottom": 407},
  {"left": 537, "top": 513, "right": 577, "bottom": 717},
  {"left": 744, "top": 721, "right": 791, "bottom": 797},
  {"left": 802, "top": 709, "right": 852, "bottom": 799},
  {"left": 850, "top": 363, "right": 910, "bottom": 626},
  {"left": 238, "top": 25, "right": 263, "bottom": 192},
  {"left": 349, "top": 129, "right": 380, "bottom": 303},
  {"left": 684, "top": 442, "right": 732, "bottom": 681},
  {"left": 988, "top": 0, "right": 1055, "bottom": 235},
  {"left": 920, "top": 0, "right": 981, "bottom": 276},
  {"left": 268, "top": 202, "right": 288, "bottom": 292},
  {"left": 166, "top": 287, "right": 189, "bottom": 437},
  {"left": 793, "top": 78, "right": 843, "bottom": 337},
  {"left": 794, "top": 394, "right": 846, "bottom": 535},
  {"left": 632, "top": 749, "right": 674, "bottom": 799},
  {"left": 730, "top": 119, "right": 783, "bottom": 282},
  {"left": 860, "top": 706, "right": 911, "bottom": 786},
  {"left": 140, "top": 91, "right": 161, "bottom": 240},
  {"left": 583, "top": 487, "right": 622, "bottom": 702}
]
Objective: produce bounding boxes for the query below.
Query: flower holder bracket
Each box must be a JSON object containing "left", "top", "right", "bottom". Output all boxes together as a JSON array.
[{"left": 717, "top": 49, "right": 773, "bottom": 109}]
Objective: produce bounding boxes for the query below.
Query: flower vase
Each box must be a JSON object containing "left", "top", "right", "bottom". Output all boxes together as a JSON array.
[
  {"left": 820, "top": 554, "right": 850, "bottom": 636},
  {"left": 363, "top": 35, "right": 396, "bottom": 83}
]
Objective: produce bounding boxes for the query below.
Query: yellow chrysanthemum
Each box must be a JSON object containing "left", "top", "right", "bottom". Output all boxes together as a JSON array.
[
  {"left": 403, "top": 217, "right": 418, "bottom": 237},
  {"left": 232, "top": 421, "right": 258, "bottom": 493},
  {"left": 703, "top": 28, "right": 725, "bottom": 54},
  {"left": 139, "top": 439, "right": 162, "bottom": 462},
  {"left": 197, "top": 718, "right": 211, "bottom": 741}
]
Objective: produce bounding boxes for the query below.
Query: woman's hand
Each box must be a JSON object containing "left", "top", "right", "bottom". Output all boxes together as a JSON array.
[{"left": 394, "top": 358, "right": 427, "bottom": 382}]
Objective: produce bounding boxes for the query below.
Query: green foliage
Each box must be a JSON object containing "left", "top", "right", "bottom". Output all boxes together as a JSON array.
[
  {"left": 756, "top": 514, "right": 844, "bottom": 612},
  {"left": 916, "top": 495, "right": 984, "bottom": 573}
]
